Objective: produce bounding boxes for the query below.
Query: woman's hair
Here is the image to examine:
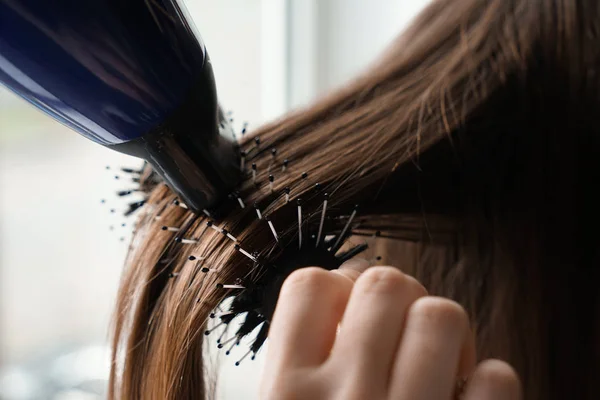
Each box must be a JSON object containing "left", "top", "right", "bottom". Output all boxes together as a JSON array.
[{"left": 108, "top": 0, "right": 600, "bottom": 398}]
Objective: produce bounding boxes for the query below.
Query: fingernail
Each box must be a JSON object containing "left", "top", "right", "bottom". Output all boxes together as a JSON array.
[{"left": 338, "top": 258, "right": 370, "bottom": 273}]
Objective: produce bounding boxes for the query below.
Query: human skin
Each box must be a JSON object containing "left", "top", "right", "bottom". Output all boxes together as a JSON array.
[{"left": 260, "top": 260, "right": 522, "bottom": 400}]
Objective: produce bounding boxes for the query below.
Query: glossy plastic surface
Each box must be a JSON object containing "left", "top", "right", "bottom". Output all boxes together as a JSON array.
[{"left": 0, "top": 0, "right": 207, "bottom": 145}]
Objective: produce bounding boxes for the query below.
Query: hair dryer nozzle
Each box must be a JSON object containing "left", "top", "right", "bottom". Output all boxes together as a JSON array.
[{"left": 111, "top": 62, "right": 242, "bottom": 213}]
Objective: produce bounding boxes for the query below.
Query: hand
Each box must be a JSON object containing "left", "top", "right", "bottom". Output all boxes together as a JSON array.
[{"left": 259, "top": 260, "right": 521, "bottom": 400}]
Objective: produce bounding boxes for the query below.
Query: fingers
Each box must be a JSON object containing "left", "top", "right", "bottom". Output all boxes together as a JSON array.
[
  {"left": 463, "top": 359, "right": 522, "bottom": 400},
  {"left": 262, "top": 260, "right": 520, "bottom": 400},
  {"left": 326, "top": 267, "right": 428, "bottom": 393},
  {"left": 265, "top": 266, "right": 354, "bottom": 368},
  {"left": 389, "top": 297, "right": 475, "bottom": 400}
]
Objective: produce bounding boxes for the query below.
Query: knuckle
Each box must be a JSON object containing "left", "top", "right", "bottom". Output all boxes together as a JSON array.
[
  {"left": 332, "top": 267, "right": 362, "bottom": 283},
  {"left": 357, "top": 266, "right": 407, "bottom": 294},
  {"left": 409, "top": 297, "right": 469, "bottom": 330},
  {"left": 402, "top": 274, "right": 429, "bottom": 297},
  {"left": 281, "top": 267, "right": 331, "bottom": 294},
  {"left": 474, "top": 359, "right": 521, "bottom": 390}
]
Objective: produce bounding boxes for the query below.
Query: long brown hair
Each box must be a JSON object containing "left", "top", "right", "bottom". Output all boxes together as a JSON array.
[{"left": 109, "top": 0, "right": 600, "bottom": 398}]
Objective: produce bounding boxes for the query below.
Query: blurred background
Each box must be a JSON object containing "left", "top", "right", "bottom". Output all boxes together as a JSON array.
[{"left": 0, "top": 0, "right": 428, "bottom": 398}]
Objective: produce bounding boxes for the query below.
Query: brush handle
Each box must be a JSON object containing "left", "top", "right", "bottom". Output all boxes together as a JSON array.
[{"left": 0, "top": 0, "right": 241, "bottom": 212}]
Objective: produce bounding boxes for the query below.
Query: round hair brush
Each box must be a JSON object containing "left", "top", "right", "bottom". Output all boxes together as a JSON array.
[{"left": 0, "top": 0, "right": 241, "bottom": 213}]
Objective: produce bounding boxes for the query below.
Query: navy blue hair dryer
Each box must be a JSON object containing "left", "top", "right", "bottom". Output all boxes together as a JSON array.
[{"left": 0, "top": 0, "right": 241, "bottom": 213}]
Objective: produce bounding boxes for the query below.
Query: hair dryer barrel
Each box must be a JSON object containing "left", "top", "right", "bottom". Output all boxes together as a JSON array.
[{"left": 0, "top": 0, "right": 241, "bottom": 213}]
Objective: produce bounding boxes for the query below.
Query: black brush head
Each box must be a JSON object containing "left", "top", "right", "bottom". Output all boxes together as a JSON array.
[{"left": 220, "top": 232, "right": 367, "bottom": 353}]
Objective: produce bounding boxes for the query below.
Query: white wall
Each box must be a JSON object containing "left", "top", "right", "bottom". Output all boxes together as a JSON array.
[
  {"left": 184, "top": 0, "right": 264, "bottom": 128},
  {"left": 288, "top": 0, "right": 430, "bottom": 108}
]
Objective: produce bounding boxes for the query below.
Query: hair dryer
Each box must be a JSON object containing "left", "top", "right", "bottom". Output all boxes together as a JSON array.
[{"left": 0, "top": 0, "right": 241, "bottom": 213}]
